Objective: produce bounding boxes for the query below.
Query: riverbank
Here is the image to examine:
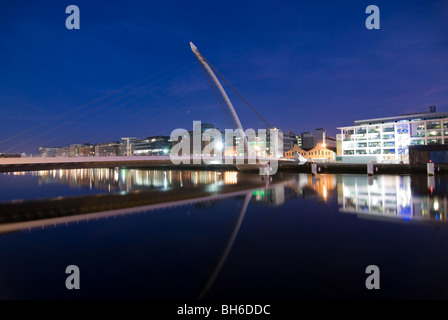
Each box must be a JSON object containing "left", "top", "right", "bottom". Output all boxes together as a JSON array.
[{"left": 1, "top": 156, "right": 448, "bottom": 174}]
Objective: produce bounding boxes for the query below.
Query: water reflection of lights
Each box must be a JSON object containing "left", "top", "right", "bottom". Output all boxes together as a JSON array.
[
  {"left": 338, "top": 175, "right": 446, "bottom": 222},
  {"left": 434, "top": 200, "right": 439, "bottom": 211},
  {"left": 224, "top": 172, "right": 238, "bottom": 184},
  {"left": 27, "top": 169, "right": 240, "bottom": 192}
]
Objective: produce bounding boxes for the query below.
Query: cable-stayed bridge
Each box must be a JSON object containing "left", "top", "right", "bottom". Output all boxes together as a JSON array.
[{"left": 1, "top": 42, "right": 305, "bottom": 173}]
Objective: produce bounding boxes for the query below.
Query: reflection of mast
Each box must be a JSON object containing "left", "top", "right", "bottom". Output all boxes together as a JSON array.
[{"left": 198, "top": 191, "right": 252, "bottom": 300}]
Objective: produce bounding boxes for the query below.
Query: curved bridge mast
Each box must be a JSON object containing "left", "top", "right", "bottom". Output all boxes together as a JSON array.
[{"left": 189, "top": 42, "right": 250, "bottom": 154}]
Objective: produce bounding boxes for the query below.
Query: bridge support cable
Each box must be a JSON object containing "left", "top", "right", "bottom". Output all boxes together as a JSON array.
[
  {"left": 1, "top": 58, "right": 193, "bottom": 150},
  {"left": 202, "top": 56, "right": 273, "bottom": 129}
]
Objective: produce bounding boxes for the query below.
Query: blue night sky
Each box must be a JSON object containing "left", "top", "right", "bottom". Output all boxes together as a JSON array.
[{"left": 1, "top": 0, "right": 447, "bottom": 154}]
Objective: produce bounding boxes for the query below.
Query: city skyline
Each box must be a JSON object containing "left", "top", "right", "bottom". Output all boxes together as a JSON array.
[{"left": 1, "top": 0, "right": 447, "bottom": 154}]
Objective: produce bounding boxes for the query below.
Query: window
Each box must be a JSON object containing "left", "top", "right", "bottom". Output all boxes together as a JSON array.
[
  {"left": 383, "top": 126, "right": 394, "bottom": 133},
  {"left": 444, "top": 121, "right": 448, "bottom": 129},
  {"left": 356, "top": 149, "right": 367, "bottom": 155},
  {"left": 444, "top": 130, "right": 448, "bottom": 136},
  {"left": 427, "top": 130, "right": 441, "bottom": 137},
  {"left": 413, "top": 131, "right": 425, "bottom": 137},
  {"left": 383, "top": 149, "right": 395, "bottom": 154},
  {"left": 344, "top": 150, "right": 354, "bottom": 155},
  {"left": 396, "top": 124, "right": 409, "bottom": 134},
  {"left": 410, "top": 139, "right": 425, "bottom": 146},
  {"left": 383, "top": 141, "right": 395, "bottom": 147},
  {"left": 383, "top": 134, "right": 394, "bottom": 140},
  {"left": 369, "top": 133, "right": 381, "bottom": 140},
  {"left": 426, "top": 121, "right": 441, "bottom": 130},
  {"left": 368, "top": 126, "right": 380, "bottom": 133},
  {"left": 427, "top": 139, "right": 442, "bottom": 145},
  {"left": 411, "top": 123, "right": 425, "bottom": 137},
  {"left": 369, "top": 148, "right": 381, "bottom": 154},
  {"left": 357, "top": 142, "right": 367, "bottom": 148},
  {"left": 369, "top": 142, "right": 380, "bottom": 147},
  {"left": 343, "top": 129, "right": 354, "bottom": 141}
]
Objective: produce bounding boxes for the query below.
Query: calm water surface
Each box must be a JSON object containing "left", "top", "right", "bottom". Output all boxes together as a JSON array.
[{"left": 0, "top": 168, "right": 447, "bottom": 299}]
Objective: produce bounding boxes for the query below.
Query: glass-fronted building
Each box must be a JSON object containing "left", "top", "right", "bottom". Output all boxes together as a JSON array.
[{"left": 338, "top": 107, "right": 448, "bottom": 164}]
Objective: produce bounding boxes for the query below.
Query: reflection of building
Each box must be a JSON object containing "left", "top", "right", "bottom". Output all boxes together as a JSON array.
[
  {"left": 298, "top": 174, "right": 336, "bottom": 201},
  {"left": 338, "top": 175, "right": 446, "bottom": 222},
  {"left": 338, "top": 106, "right": 448, "bottom": 164},
  {"left": 35, "top": 169, "right": 240, "bottom": 193},
  {"left": 252, "top": 184, "right": 285, "bottom": 206},
  {"left": 251, "top": 174, "right": 337, "bottom": 205}
]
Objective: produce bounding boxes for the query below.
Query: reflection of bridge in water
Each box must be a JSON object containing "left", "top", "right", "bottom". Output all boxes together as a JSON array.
[
  {"left": 1, "top": 170, "right": 446, "bottom": 235},
  {"left": 0, "top": 170, "right": 292, "bottom": 234}
]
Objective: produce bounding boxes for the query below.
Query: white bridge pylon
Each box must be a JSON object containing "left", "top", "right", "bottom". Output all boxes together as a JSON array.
[{"left": 189, "top": 42, "right": 251, "bottom": 155}]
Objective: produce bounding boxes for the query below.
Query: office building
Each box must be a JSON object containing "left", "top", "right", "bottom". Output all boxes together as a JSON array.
[
  {"left": 338, "top": 106, "right": 448, "bottom": 164},
  {"left": 301, "top": 131, "right": 315, "bottom": 149},
  {"left": 283, "top": 131, "right": 300, "bottom": 154},
  {"left": 133, "top": 136, "right": 171, "bottom": 156},
  {"left": 95, "top": 141, "right": 122, "bottom": 157},
  {"left": 70, "top": 144, "right": 94, "bottom": 157}
]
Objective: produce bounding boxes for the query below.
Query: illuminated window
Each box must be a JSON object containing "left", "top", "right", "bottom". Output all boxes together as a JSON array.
[
  {"left": 357, "top": 142, "right": 367, "bottom": 148},
  {"left": 343, "top": 129, "right": 354, "bottom": 141},
  {"left": 368, "top": 126, "right": 380, "bottom": 133},
  {"left": 427, "top": 139, "right": 442, "bottom": 145},
  {"left": 427, "top": 130, "right": 441, "bottom": 137},
  {"left": 426, "top": 121, "right": 441, "bottom": 130},
  {"left": 410, "top": 139, "right": 425, "bottom": 146}
]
